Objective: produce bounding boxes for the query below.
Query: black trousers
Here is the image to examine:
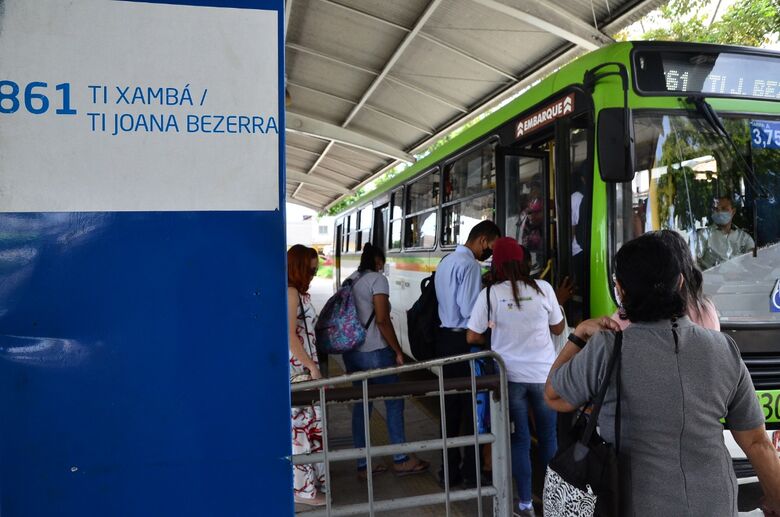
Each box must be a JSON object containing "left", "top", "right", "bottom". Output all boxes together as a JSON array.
[{"left": 435, "top": 328, "right": 481, "bottom": 482}]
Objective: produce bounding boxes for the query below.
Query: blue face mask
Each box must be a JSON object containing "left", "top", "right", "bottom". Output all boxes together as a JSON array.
[{"left": 712, "top": 210, "right": 733, "bottom": 226}]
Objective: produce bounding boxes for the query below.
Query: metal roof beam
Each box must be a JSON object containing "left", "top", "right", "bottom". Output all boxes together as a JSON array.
[
  {"left": 312, "top": 0, "right": 517, "bottom": 81},
  {"left": 286, "top": 196, "right": 324, "bottom": 212},
  {"left": 287, "top": 169, "right": 351, "bottom": 194},
  {"left": 287, "top": 143, "right": 368, "bottom": 176},
  {"left": 287, "top": 80, "right": 434, "bottom": 135},
  {"left": 287, "top": 111, "right": 414, "bottom": 163},
  {"left": 470, "top": 0, "right": 612, "bottom": 51},
  {"left": 287, "top": 43, "right": 469, "bottom": 113},
  {"left": 384, "top": 75, "right": 469, "bottom": 113},
  {"left": 342, "top": 0, "right": 444, "bottom": 127},
  {"left": 418, "top": 33, "right": 517, "bottom": 80}
]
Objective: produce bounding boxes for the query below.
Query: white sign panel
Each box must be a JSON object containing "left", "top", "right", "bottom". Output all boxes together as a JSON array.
[{"left": 0, "top": 0, "right": 279, "bottom": 212}]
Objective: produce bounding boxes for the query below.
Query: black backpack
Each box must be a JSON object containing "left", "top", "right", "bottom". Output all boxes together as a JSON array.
[{"left": 406, "top": 255, "right": 449, "bottom": 361}]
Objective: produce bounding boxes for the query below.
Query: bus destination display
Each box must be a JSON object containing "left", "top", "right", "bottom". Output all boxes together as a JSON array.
[{"left": 634, "top": 50, "right": 780, "bottom": 100}]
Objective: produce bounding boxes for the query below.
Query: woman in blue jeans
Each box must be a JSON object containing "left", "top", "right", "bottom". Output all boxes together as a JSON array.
[
  {"left": 467, "top": 238, "right": 564, "bottom": 517},
  {"left": 343, "top": 243, "right": 429, "bottom": 478}
]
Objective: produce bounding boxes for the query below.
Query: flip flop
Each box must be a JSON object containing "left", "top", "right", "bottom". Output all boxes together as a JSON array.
[
  {"left": 393, "top": 458, "right": 430, "bottom": 477},
  {"left": 294, "top": 493, "right": 326, "bottom": 507},
  {"left": 357, "top": 463, "right": 388, "bottom": 480}
]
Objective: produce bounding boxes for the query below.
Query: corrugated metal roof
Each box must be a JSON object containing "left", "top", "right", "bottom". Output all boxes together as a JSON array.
[{"left": 285, "top": 0, "right": 668, "bottom": 211}]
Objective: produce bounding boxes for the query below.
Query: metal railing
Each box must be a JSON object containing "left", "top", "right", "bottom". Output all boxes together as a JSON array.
[{"left": 289, "top": 351, "right": 512, "bottom": 517}]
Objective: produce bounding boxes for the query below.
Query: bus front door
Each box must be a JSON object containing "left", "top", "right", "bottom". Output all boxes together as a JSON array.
[{"left": 501, "top": 148, "right": 555, "bottom": 282}]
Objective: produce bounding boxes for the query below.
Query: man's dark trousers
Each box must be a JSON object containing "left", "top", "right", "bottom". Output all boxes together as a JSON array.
[{"left": 435, "top": 327, "right": 482, "bottom": 484}]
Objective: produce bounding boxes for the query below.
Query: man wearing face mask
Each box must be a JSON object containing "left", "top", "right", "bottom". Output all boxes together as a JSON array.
[
  {"left": 697, "top": 196, "right": 755, "bottom": 270},
  {"left": 434, "top": 220, "right": 501, "bottom": 488}
]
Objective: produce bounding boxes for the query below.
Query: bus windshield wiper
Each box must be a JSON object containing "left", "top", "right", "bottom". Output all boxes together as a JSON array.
[{"left": 686, "top": 95, "right": 775, "bottom": 203}]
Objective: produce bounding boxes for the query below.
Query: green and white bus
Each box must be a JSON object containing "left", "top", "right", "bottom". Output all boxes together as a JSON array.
[{"left": 333, "top": 40, "right": 780, "bottom": 490}]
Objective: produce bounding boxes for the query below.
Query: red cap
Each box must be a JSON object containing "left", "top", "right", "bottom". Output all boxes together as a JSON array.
[{"left": 492, "top": 237, "right": 525, "bottom": 274}]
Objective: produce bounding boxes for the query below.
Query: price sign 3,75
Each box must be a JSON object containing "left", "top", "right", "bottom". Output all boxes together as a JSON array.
[
  {"left": 0, "top": 81, "right": 77, "bottom": 115},
  {"left": 751, "top": 119, "right": 780, "bottom": 150}
]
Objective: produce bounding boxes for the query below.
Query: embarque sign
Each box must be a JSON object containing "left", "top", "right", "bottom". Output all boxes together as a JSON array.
[{"left": 515, "top": 93, "right": 575, "bottom": 139}]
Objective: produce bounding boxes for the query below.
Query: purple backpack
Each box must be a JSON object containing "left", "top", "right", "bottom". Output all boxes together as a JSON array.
[{"left": 315, "top": 275, "right": 375, "bottom": 354}]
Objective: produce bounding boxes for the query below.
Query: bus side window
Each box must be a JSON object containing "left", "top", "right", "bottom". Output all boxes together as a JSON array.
[
  {"left": 404, "top": 170, "right": 439, "bottom": 249},
  {"left": 441, "top": 143, "right": 496, "bottom": 246},
  {"left": 358, "top": 205, "right": 372, "bottom": 250},
  {"left": 388, "top": 189, "right": 403, "bottom": 250}
]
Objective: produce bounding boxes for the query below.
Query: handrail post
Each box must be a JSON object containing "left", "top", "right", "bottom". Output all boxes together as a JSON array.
[
  {"left": 362, "top": 378, "right": 375, "bottom": 517},
  {"left": 469, "top": 359, "right": 483, "bottom": 517},
  {"left": 319, "top": 386, "right": 331, "bottom": 516},
  {"left": 490, "top": 357, "right": 513, "bottom": 517},
  {"left": 435, "top": 364, "right": 451, "bottom": 517}
]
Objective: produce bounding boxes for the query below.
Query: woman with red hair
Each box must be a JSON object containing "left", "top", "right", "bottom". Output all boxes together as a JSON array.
[
  {"left": 466, "top": 237, "right": 564, "bottom": 517},
  {"left": 288, "top": 244, "right": 326, "bottom": 506}
]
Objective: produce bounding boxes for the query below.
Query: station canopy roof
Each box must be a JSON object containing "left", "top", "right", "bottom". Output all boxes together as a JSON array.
[{"left": 285, "top": 0, "right": 667, "bottom": 212}]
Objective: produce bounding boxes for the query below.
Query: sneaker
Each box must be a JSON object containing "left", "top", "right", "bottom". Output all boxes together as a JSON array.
[{"left": 512, "top": 508, "right": 535, "bottom": 517}]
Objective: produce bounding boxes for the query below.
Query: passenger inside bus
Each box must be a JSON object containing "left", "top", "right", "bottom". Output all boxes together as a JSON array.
[
  {"left": 510, "top": 179, "right": 544, "bottom": 274},
  {"left": 695, "top": 195, "right": 755, "bottom": 269}
]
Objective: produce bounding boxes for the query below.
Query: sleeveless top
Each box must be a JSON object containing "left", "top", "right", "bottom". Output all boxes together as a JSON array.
[{"left": 289, "top": 292, "right": 318, "bottom": 383}]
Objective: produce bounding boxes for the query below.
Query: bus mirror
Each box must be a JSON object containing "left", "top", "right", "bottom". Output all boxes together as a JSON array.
[{"left": 597, "top": 107, "right": 636, "bottom": 183}]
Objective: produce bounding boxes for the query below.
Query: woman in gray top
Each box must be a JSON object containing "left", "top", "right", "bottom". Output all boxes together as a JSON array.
[
  {"left": 544, "top": 232, "right": 780, "bottom": 516},
  {"left": 343, "top": 243, "right": 429, "bottom": 478}
]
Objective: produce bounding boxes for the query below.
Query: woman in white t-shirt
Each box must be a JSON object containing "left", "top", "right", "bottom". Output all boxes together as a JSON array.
[{"left": 467, "top": 237, "right": 564, "bottom": 517}]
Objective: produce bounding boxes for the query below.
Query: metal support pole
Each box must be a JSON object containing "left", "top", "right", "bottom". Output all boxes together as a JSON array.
[
  {"left": 435, "top": 365, "right": 451, "bottom": 517},
  {"left": 319, "top": 386, "right": 331, "bottom": 515},
  {"left": 469, "top": 359, "right": 483, "bottom": 517},
  {"left": 490, "top": 367, "right": 512, "bottom": 516},
  {"left": 362, "top": 379, "right": 374, "bottom": 517}
]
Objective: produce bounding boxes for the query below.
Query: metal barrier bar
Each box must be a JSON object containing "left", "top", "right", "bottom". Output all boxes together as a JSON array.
[
  {"left": 291, "top": 375, "right": 501, "bottom": 406},
  {"left": 289, "top": 351, "right": 512, "bottom": 517},
  {"left": 304, "top": 487, "right": 499, "bottom": 517},
  {"left": 290, "top": 351, "right": 500, "bottom": 390},
  {"left": 361, "top": 379, "right": 374, "bottom": 517},
  {"left": 490, "top": 358, "right": 512, "bottom": 516},
  {"left": 320, "top": 386, "right": 332, "bottom": 514},
  {"left": 436, "top": 364, "right": 451, "bottom": 517},
  {"left": 291, "top": 434, "right": 495, "bottom": 465},
  {"left": 469, "top": 359, "right": 483, "bottom": 517}
]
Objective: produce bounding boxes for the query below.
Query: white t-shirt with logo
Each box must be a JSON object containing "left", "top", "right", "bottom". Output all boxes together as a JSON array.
[{"left": 468, "top": 280, "right": 563, "bottom": 383}]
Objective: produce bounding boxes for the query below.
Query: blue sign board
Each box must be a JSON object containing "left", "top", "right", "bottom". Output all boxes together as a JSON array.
[
  {"left": 0, "top": 1, "right": 290, "bottom": 515},
  {"left": 772, "top": 279, "right": 780, "bottom": 313},
  {"left": 751, "top": 120, "right": 780, "bottom": 150}
]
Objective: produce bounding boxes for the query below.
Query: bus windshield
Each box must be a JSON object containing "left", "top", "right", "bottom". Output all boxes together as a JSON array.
[{"left": 616, "top": 112, "right": 780, "bottom": 324}]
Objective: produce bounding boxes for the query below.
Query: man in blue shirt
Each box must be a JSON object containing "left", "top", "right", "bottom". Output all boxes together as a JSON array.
[{"left": 434, "top": 220, "right": 500, "bottom": 487}]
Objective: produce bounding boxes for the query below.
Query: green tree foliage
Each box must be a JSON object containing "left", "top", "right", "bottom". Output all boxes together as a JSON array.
[{"left": 626, "top": 0, "right": 780, "bottom": 47}]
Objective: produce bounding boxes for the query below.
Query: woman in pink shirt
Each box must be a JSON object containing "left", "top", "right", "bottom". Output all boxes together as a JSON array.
[{"left": 612, "top": 230, "right": 720, "bottom": 331}]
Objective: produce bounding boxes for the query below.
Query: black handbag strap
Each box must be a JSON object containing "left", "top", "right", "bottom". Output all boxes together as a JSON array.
[{"left": 580, "top": 331, "right": 623, "bottom": 447}]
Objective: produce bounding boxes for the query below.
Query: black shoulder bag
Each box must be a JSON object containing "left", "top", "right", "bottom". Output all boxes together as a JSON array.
[{"left": 543, "top": 331, "right": 623, "bottom": 517}]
